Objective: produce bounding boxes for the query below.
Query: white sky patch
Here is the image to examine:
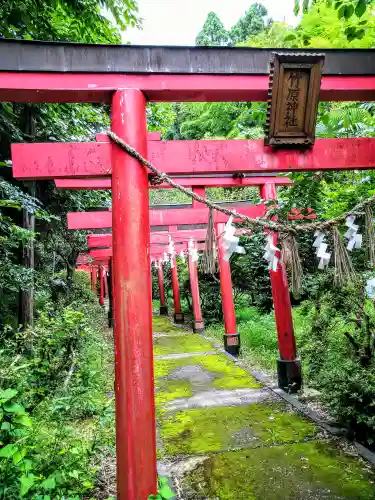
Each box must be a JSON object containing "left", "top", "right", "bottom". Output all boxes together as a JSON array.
[{"left": 124, "top": 0, "right": 298, "bottom": 46}]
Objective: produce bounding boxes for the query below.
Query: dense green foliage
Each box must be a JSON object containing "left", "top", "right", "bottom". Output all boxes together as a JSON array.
[
  {"left": 0, "top": 0, "right": 130, "bottom": 328},
  {"left": 0, "top": 271, "right": 114, "bottom": 498},
  {"left": 295, "top": 0, "right": 373, "bottom": 42}
]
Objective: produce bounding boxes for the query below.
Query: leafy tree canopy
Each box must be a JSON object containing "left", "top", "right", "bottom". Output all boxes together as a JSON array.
[
  {"left": 230, "top": 3, "right": 268, "bottom": 44},
  {"left": 295, "top": 0, "right": 372, "bottom": 41},
  {"left": 195, "top": 12, "right": 230, "bottom": 46},
  {"left": 196, "top": 3, "right": 268, "bottom": 46}
]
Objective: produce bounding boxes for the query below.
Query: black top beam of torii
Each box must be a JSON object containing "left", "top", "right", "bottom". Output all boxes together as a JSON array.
[{"left": 1, "top": 38, "right": 375, "bottom": 75}]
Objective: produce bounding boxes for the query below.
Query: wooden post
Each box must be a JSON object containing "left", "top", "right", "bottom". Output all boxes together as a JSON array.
[
  {"left": 171, "top": 254, "right": 184, "bottom": 323},
  {"left": 103, "top": 267, "right": 108, "bottom": 298},
  {"left": 91, "top": 267, "right": 97, "bottom": 293},
  {"left": 188, "top": 251, "right": 204, "bottom": 333},
  {"left": 157, "top": 264, "right": 168, "bottom": 315},
  {"left": 99, "top": 266, "right": 105, "bottom": 306},
  {"left": 260, "top": 183, "right": 302, "bottom": 392},
  {"left": 111, "top": 89, "right": 157, "bottom": 499},
  {"left": 216, "top": 223, "right": 240, "bottom": 356}
]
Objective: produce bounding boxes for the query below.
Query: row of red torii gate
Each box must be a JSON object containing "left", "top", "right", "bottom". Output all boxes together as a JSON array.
[
  {"left": 66, "top": 133, "right": 302, "bottom": 373},
  {"left": 5, "top": 39, "right": 375, "bottom": 499}
]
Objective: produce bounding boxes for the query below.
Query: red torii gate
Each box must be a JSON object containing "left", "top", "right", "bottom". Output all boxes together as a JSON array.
[{"left": 7, "top": 39, "right": 375, "bottom": 500}]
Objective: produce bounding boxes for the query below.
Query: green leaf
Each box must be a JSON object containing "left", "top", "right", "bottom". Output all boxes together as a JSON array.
[
  {"left": 4, "top": 402, "right": 26, "bottom": 414},
  {"left": 41, "top": 476, "right": 56, "bottom": 490},
  {"left": 284, "top": 33, "right": 297, "bottom": 41},
  {"left": 344, "top": 4, "right": 354, "bottom": 18},
  {"left": 13, "top": 447, "right": 27, "bottom": 464},
  {"left": 20, "top": 459, "right": 33, "bottom": 472},
  {"left": 20, "top": 473, "right": 36, "bottom": 496},
  {"left": 356, "top": 28, "right": 365, "bottom": 39},
  {"left": 1, "top": 421, "right": 10, "bottom": 430},
  {"left": 334, "top": 0, "right": 343, "bottom": 8},
  {"left": 158, "top": 477, "right": 175, "bottom": 499},
  {"left": 337, "top": 5, "right": 346, "bottom": 18},
  {"left": 68, "top": 470, "right": 79, "bottom": 479},
  {"left": 355, "top": 0, "right": 367, "bottom": 17},
  {"left": 14, "top": 415, "right": 32, "bottom": 427},
  {"left": 0, "top": 388, "right": 18, "bottom": 403},
  {"left": 82, "top": 479, "right": 94, "bottom": 487},
  {"left": 0, "top": 443, "right": 18, "bottom": 458}
]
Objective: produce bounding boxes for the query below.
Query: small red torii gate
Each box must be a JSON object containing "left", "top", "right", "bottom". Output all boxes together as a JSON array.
[
  {"left": 67, "top": 202, "right": 266, "bottom": 348},
  {"left": 7, "top": 39, "right": 375, "bottom": 500},
  {"left": 88, "top": 229, "right": 207, "bottom": 325}
]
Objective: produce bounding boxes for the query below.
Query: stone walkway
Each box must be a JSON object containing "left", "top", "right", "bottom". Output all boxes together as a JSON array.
[{"left": 153, "top": 316, "right": 375, "bottom": 500}]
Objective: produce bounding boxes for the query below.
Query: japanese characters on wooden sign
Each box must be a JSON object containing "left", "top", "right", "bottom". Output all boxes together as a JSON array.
[{"left": 265, "top": 52, "right": 325, "bottom": 148}]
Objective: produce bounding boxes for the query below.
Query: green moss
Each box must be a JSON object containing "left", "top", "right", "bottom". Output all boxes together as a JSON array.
[
  {"left": 182, "top": 441, "right": 375, "bottom": 499},
  {"left": 152, "top": 316, "right": 181, "bottom": 333},
  {"left": 154, "top": 354, "right": 261, "bottom": 391},
  {"left": 154, "top": 334, "right": 214, "bottom": 356},
  {"left": 159, "top": 402, "right": 316, "bottom": 456},
  {"left": 198, "top": 355, "right": 261, "bottom": 390},
  {"left": 155, "top": 380, "right": 192, "bottom": 408}
]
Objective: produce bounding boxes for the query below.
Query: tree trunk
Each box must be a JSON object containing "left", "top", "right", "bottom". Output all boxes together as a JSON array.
[
  {"left": 19, "top": 182, "right": 35, "bottom": 328},
  {"left": 67, "top": 250, "right": 78, "bottom": 283},
  {"left": 18, "top": 105, "right": 36, "bottom": 329}
]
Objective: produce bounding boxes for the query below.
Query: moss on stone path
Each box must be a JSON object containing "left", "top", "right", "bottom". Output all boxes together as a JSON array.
[
  {"left": 154, "top": 334, "right": 214, "bottom": 356},
  {"left": 153, "top": 315, "right": 375, "bottom": 499},
  {"left": 182, "top": 441, "right": 375, "bottom": 499},
  {"left": 160, "top": 402, "right": 317, "bottom": 456},
  {"left": 153, "top": 316, "right": 181, "bottom": 334}
]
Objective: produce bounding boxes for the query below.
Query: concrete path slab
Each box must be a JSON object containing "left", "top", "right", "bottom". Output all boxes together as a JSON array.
[{"left": 167, "top": 387, "right": 271, "bottom": 411}]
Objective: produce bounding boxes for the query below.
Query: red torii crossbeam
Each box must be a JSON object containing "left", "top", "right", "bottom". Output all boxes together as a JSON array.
[
  {"left": 88, "top": 230, "right": 207, "bottom": 248},
  {"left": 89, "top": 243, "right": 205, "bottom": 258},
  {"left": 11, "top": 137, "right": 375, "bottom": 179},
  {"left": 67, "top": 204, "right": 266, "bottom": 229}
]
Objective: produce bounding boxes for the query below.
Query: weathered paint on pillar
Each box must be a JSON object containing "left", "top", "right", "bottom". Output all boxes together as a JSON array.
[
  {"left": 91, "top": 267, "right": 97, "bottom": 293},
  {"left": 111, "top": 89, "right": 157, "bottom": 499},
  {"left": 188, "top": 251, "right": 204, "bottom": 333},
  {"left": 99, "top": 266, "right": 105, "bottom": 306},
  {"left": 260, "top": 183, "right": 302, "bottom": 393},
  {"left": 216, "top": 222, "right": 240, "bottom": 356},
  {"left": 157, "top": 264, "right": 168, "bottom": 315},
  {"left": 171, "top": 254, "right": 184, "bottom": 323}
]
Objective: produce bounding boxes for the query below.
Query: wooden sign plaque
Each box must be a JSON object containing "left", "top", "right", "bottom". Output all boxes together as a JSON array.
[{"left": 265, "top": 53, "right": 325, "bottom": 148}]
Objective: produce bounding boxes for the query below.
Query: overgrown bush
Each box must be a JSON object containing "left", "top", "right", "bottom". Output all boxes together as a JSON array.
[
  {"left": 0, "top": 271, "right": 114, "bottom": 498},
  {"left": 297, "top": 279, "right": 375, "bottom": 445}
]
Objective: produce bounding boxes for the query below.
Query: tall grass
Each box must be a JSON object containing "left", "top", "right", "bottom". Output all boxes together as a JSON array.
[{"left": 206, "top": 305, "right": 307, "bottom": 373}]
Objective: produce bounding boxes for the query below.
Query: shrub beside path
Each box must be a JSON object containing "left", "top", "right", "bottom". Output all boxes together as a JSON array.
[{"left": 153, "top": 315, "right": 375, "bottom": 500}]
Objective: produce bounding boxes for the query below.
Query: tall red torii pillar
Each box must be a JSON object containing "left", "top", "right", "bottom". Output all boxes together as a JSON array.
[
  {"left": 260, "top": 183, "right": 301, "bottom": 391},
  {"left": 111, "top": 90, "right": 157, "bottom": 498}
]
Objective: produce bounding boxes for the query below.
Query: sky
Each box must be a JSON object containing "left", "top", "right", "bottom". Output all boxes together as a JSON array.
[{"left": 124, "top": 0, "right": 297, "bottom": 46}]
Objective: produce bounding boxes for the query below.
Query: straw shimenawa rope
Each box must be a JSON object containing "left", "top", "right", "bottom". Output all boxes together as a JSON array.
[{"left": 107, "top": 131, "right": 375, "bottom": 236}]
